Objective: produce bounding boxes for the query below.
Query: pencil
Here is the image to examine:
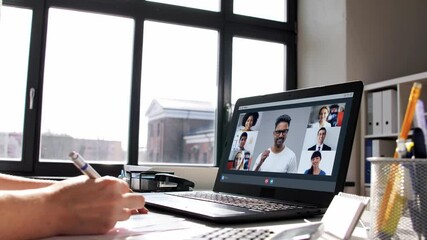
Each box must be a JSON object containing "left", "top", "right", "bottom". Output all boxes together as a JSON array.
[
  {"left": 398, "top": 82, "right": 423, "bottom": 141},
  {"left": 376, "top": 82, "right": 422, "bottom": 237}
]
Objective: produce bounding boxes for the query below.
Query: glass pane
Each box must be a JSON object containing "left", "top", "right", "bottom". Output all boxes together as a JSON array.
[
  {"left": 140, "top": 21, "right": 218, "bottom": 165},
  {"left": 234, "top": 0, "right": 287, "bottom": 22},
  {"left": 146, "top": 0, "right": 220, "bottom": 12},
  {"left": 232, "top": 37, "right": 286, "bottom": 103},
  {"left": 41, "top": 8, "right": 134, "bottom": 163},
  {"left": 0, "top": 6, "right": 32, "bottom": 161}
]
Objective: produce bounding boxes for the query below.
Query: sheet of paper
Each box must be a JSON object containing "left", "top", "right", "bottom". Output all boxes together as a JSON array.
[{"left": 44, "top": 212, "right": 207, "bottom": 240}]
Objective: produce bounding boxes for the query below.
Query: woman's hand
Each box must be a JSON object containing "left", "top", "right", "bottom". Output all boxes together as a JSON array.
[{"left": 46, "top": 175, "right": 146, "bottom": 235}]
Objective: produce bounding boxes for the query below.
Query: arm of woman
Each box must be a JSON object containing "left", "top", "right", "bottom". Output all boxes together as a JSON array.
[
  {"left": 0, "top": 175, "right": 146, "bottom": 240},
  {"left": 0, "top": 173, "right": 56, "bottom": 190}
]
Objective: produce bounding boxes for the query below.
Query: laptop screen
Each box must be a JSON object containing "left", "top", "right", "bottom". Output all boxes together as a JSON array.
[{"left": 215, "top": 81, "right": 363, "bottom": 206}]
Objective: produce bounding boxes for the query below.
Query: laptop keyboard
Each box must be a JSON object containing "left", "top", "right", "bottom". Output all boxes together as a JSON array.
[
  {"left": 191, "top": 228, "right": 275, "bottom": 240},
  {"left": 166, "top": 191, "right": 303, "bottom": 212}
]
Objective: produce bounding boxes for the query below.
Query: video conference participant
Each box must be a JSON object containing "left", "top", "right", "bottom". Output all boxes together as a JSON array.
[
  {"left": 243, "top": 151, "right": 251, "bottom": 169},
  {"left": 311, "top": 106, "right": 331, "bottom": 128},
  {"left": 241, "top": 112, "right": 259, "bottom": 131},
  {"left": 328, "top": 104, "right": 339, "bottom": 127},
  {"left": 236, "top": 132, "right": 249, "bottom": 151},
  {"left": 308, "top": 127, "right": 331, "bottom": 151},
  {"left": 252, "top": 114, "right": 297, "bottom": 173},
  {"left": 233, "top": 151, "right": 246, "bottom": 170},
  {"left": 304, "top": 151, "right": 326, "bottom": 175}
]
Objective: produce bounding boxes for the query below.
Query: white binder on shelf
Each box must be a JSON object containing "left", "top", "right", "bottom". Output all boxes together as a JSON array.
[
  {"left": 382, "top": 89, "right": 397, "bottom": 134},
  {"left": 372, "top": 91, "right": 383, "bottom": 135}
]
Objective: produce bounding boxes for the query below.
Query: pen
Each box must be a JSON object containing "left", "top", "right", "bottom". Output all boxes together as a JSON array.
[
  {"left": 69, "top": 151, "right": 101, "bottom": 178},
  {"left": 69, "top": 151, "right": 147, "bottom": 215},
  {"left": 69, "top": 151, "right": 135, "bottom": 194}
]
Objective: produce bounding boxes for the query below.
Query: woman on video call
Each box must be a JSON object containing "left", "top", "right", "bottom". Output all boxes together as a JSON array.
[
  {"left": 311, "top": 106, "right": 331, "bottom": 128},
  {"left": 304, "top": 151, "right": 326, "bottom": 175}
]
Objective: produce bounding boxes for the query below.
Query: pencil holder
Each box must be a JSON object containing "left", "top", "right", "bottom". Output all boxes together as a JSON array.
[{"left": 368, "top": 157, "right": 427, "bottom": 239}]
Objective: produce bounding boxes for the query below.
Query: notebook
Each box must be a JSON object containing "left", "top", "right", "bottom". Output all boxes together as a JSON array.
[{"left": 143, "top": 81, "right": 364, "bottom": 223}]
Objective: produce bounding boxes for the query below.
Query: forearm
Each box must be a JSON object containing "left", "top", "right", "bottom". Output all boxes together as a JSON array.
[
  {"left": 0, "top": 188, "right": 60, "bottom": 240},
  {"left": 0, "top": 176, "right": 147, "bottom": 239},
  {"left": 0, "top": 173, "right": 57, "bottom": 190}
]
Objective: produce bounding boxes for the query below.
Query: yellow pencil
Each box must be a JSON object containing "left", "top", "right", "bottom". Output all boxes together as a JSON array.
[{"left": 376, "top": 82, "right": 422, "bottom": 237}]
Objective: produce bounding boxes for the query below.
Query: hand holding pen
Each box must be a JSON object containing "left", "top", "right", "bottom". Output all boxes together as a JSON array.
[
  {"left": 26, "top": 153, "right": 148, "bottom": 237},
  {"left": 69, "top": 151, "right": 148, "bottom": 214}
]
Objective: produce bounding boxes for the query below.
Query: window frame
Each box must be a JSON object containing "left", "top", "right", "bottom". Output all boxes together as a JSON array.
[{"left": 0, "top": 0, "right": 297, "bottom": 177}]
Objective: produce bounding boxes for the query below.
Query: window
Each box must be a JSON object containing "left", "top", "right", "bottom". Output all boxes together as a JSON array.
[
  {"left": 231, "top": 37, "right": 286, "bottom": 103},
  {"left": 0, "top": 0, "right": 296, "bottom": 176},
  {"left": 146, "top": 0, "right": 220, "bottom": 12},
  {"left": 234, "top": 0, "right": 287, "bottom": 22},
  {"left": 140, "top": 21, "right": 218, "bottom": 164},
  {"left": 41, "top": 8, "right": 134, "bottom": 163},
  {"left": 0, "top": 6, "right": 32, "bottom": 162}
]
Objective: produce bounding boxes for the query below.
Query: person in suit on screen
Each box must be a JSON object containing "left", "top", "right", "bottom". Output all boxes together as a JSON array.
[{"left": 308, "top": 127, "right": 332, "bottom": 151}]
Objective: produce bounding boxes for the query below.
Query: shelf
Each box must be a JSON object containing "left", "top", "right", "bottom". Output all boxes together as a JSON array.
[
  {"left": 363, "top": 71, "right": 427, "bottom": 91},
  {"left": 364, "top": 134, "right": 398, "bottom": 140},
  {"left": 359, "top": 71, "right": 427, "bottom": 196}
]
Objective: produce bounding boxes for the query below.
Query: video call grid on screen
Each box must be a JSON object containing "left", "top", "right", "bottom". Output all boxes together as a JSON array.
[{"left": 221, "top": 92, "right": 354, "bottom": 190}]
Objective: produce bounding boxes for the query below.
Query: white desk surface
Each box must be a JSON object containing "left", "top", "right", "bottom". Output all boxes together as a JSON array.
[{"left": 44, "top": 209, "right": 369, "bottom": 240}]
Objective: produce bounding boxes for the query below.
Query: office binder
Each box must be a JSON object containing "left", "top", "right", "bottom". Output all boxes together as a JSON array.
[
  {"left": 382, "top": 89, "right": 397, "bottom": 134},
  {"left": 367, "top": 92, "right": 374, "bottom": 135},
  {"left": 372, "top": 91, "right": 383, "bottom": 135},
  {"left": 365, "top": 139, "right": 373, "bottom": 184}
]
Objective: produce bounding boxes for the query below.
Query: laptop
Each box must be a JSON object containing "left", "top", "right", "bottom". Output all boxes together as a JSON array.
[{"left": 143, "top": 81, "right": 364, "bottom": 223}]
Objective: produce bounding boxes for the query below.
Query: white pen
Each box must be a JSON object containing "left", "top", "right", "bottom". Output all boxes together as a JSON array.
[
  {"left": 69, "top": 151, "right": 101, "bottom": 179},
  {"left": 69, "top": 151, "right": 135, "bottom": 193}
]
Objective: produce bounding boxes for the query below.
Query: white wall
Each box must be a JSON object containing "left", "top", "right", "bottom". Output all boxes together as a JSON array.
[
  {"left": 298, "top": 0, "right": 427, "bottom": 194},
  {"left": 298, "top": 0, "right": 347, "bottom": 89},
  {"left": 299, "top": 0, "right": 427, "bottom": 86}
]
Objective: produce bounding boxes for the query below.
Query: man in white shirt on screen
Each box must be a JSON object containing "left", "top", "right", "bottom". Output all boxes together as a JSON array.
[{"left": 252, "top": 114, "right": 297, "bottom": 173}]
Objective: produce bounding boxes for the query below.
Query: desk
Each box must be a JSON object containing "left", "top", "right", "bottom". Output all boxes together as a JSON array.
[{"left": 44, "top": 209, "right": 369, "bottom": 240}]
